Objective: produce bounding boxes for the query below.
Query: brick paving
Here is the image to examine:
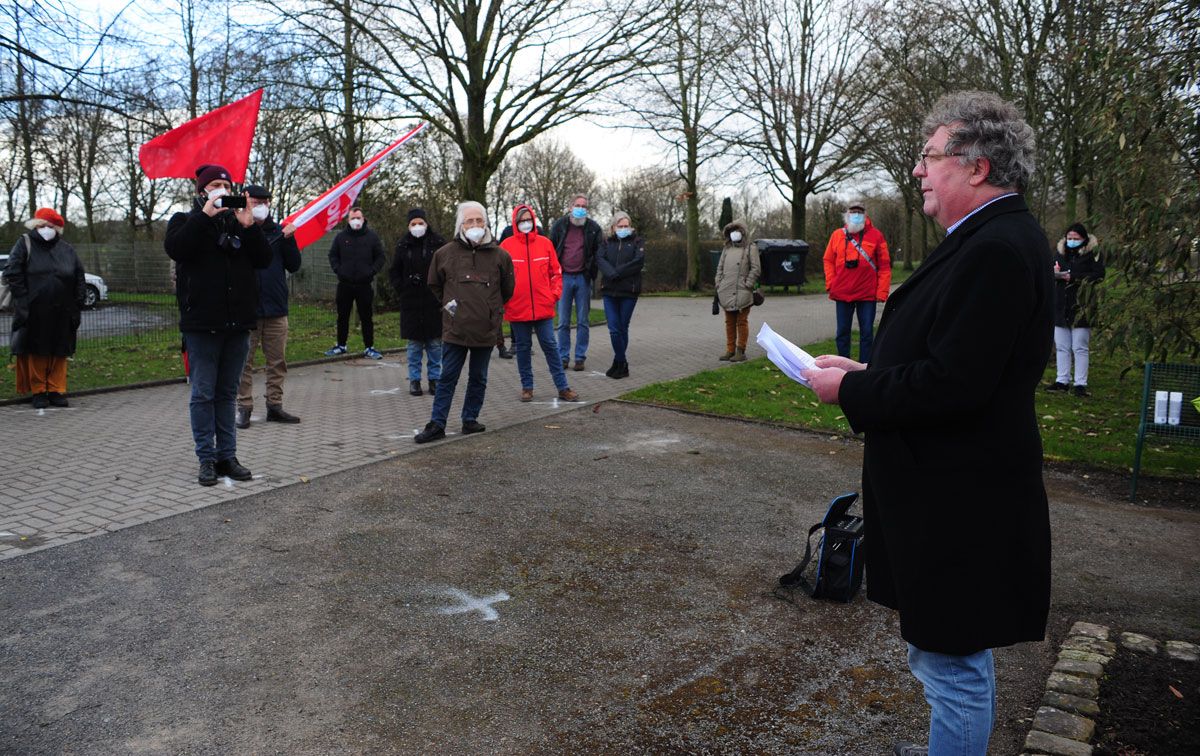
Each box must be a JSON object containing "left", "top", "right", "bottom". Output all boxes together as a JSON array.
[{"left": 0, "top": 294, "right": 845, "bottom": 560}]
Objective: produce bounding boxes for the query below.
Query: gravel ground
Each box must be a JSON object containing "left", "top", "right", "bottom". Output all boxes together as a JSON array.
[{"left": 2, "top": 402, "right": 1197, "bottom": 755}]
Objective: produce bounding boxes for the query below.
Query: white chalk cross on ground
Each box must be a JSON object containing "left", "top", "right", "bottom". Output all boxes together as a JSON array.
[{"left": 437, "top": 588, "right": 510, "bottom": 621}]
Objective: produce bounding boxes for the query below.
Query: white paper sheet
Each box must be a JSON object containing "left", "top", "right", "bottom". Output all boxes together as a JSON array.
[{"left": 755, "top": 322, "right": 819, "bottom": 388}]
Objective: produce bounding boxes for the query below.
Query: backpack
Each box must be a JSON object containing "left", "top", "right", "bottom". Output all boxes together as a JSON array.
[{"left": 776, "top": 493, "right": 865, "bottom": 603}]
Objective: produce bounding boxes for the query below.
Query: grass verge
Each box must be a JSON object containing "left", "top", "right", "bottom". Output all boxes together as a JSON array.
[{"left": 620, "top": 336, "right": 1199, "bottom": 481}]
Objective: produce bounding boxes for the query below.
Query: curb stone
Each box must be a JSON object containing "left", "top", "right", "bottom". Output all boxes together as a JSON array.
[{"left": 1020, "top": 621, "right": 1199, "bottom": 756}]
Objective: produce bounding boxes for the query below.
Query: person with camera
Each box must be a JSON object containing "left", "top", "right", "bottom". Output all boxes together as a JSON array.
[
  {"left": 166, "top": 163, "right": 272, "bottom": 487},
  {"left": 389, "top": 208, "right": 446, "bottom": 396},
  {"left": 822, "top": 200, "right": 891, "bottom": 365},
  {"left": 236, "top": 184, "right": 302, "bottom": 428},
  {"left": 326, "top": 206, "right": 385, "bottom": 359}
]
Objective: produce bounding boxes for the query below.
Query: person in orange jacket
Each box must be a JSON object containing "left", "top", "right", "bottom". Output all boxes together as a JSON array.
[
  {"left": 500, "top": 204, "right": 579, "bottom": 403},
  {"left": 822, "top": 200, "right": 891, "bottom": 363}
]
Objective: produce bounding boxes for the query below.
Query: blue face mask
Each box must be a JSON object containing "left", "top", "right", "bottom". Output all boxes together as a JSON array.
[
  {"left": 848, "top": 213, "right": 864, "bottom": 226},
  {"left": 1066, "top": 239, "right": 1083, "bottom": 249},
  {"left": 571, "top": 207, "right": 587, "bottom": 219},
  {"left": 615, "top": 228, "right": 631, "bottom": 239}
]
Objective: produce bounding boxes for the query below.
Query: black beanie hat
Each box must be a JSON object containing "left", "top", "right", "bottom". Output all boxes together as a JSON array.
[
  {"left": 407, "top": 207, "right": 427, "bottom": 223},
  {"left": 195, "top": 164, "right": 232, "bottom": 189},
  {"left": 1066, "top": 222, "right": 1089, "bottom": 245},
  {"left": 244, "top": 184, "right": 271, "bottom": 199}
]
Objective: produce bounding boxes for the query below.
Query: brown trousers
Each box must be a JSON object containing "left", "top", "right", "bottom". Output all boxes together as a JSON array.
[
  {"left": 15, "top": 354, "right": 68, "bottom": 394},
  {"left": 238, "top": 316, "right": 289, "bottom": 408},
  {"left": 724, "top": 307, "right": 751, "bottom": 351}
]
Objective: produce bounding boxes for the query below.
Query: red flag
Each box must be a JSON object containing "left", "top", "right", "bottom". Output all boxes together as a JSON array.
[
  {"left": 283, "top": 122, "right": 427, "bottom": 250},
  {"left": 138, "top": 90, "right": 263, "bottom": 183}
]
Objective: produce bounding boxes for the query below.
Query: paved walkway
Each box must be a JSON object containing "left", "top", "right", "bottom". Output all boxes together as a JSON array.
[{"left": 1, "top": 294, "right": 844, "bottom": 560}]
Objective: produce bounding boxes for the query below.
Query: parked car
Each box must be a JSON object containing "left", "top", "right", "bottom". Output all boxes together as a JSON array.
[{"left": 0, "top": 253, "right": 107, "bottom": 309}]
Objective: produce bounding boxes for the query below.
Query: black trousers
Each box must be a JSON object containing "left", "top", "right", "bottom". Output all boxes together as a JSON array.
[{"left": 336, "top": 281, "right": 375, "bottom": 348}]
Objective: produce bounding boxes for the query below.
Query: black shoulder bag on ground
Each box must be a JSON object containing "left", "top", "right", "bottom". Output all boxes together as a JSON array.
[{"left": 775, "top": 493, "right": 865, "bottom": 604}]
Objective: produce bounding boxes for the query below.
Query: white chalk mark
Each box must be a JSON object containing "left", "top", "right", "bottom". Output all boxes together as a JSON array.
[
  {"left": 437, "top": 588, "right": 510, "bottom": 621},
  {"left": 222, "top": 476, "right": 234, "bottom": 488},
  {"left": 370, "top": 387, "right": 405, "bottom": 396}
]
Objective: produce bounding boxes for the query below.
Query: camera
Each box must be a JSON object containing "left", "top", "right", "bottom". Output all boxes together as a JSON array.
[
  {"left": 216, "top": 195, "right": 247, "bottom": 209},
  {"left": 844, "top": 256, "right": 858, "bottom": 269},
  {"left": 409, "top": 273, "right": 424, "bottom": 286}
]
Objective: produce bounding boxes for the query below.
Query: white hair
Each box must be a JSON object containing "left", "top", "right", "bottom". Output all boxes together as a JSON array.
[{"left": 454, "top": 200, "right": 493, "bottom": 244}]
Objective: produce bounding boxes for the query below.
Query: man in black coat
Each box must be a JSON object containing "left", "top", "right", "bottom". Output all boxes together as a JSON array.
[
  {"left": 237, "top": 184, "right": 302, "bottom": 428},
  {"left": 326, "top": 206, "right": 385, "bottom": 359},
  {"left": 804, "top": 92, "right": 1052, "bottom": 756},
  {"left": 166, "top": 164, "right": 273, "bottom": 486},
  {"left": 547, "top": 194, "right": 601, "bottom": 371}
]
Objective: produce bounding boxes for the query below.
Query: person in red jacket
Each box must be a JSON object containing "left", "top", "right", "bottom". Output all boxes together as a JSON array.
[
  {"left": 823, "top": 201, "right": 892, "bottom": 364},
  {"left": 500, "top": 205, "right": 580, "bottom": 403}
]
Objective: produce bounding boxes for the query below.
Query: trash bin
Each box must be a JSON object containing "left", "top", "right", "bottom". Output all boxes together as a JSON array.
[
  {"left": 709, "top": 249, "right": 722, "bottom": 282},
  {"left": 755, "top": 239, "right": 809, "bottom": 287}
]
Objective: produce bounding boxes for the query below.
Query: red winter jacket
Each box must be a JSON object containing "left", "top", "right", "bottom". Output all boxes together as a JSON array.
[
  {"left": 823, "top": 217, "right": 892, "bottom": 302},
  {"left": 500, "top": 205, "right": 562, "bottom": 322}
]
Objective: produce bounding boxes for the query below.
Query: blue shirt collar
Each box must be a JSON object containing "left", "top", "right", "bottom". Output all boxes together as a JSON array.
[{"left": 945, "top": 192, "right": 1019, "bottom": 236}]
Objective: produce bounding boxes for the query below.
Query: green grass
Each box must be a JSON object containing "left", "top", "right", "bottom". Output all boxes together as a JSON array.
[{"left": 621, "top": 336, "right": 1199, "bottom": 481}]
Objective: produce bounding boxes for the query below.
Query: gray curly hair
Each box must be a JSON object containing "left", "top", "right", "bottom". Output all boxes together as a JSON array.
[{"left": 922, "top": 91, "right": 1036, "bottom": 194}]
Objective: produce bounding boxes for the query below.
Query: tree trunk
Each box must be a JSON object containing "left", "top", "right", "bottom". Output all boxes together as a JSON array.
[
  {"left": 341, "top": 0, "right": 357, "bottom": 175},
  {"left": 790, "top": 183, "right": 808, "bottom": 240}
]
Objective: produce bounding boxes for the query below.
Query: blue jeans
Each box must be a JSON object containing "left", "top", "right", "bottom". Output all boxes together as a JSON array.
[
  {"left": 907, "top": 644, "right": 995, "bottom": 756},
  {"left": 602, "top": 296, "right": 638, "bottom": 362},
  {"left": 557, "top": 272, "right": 590, "bottom": 362},
  {"left": 835, "top": 299, "right": 877, "bottom": 364},
  {"left": 185, "top": 330, "right": 251, "bottom": 463},
  {"left": 511, "top": 319, "right": 569, "bottom": 391},
  {"left": 407, "top": 338, "right": 442, "bottom": 382},
  {"left": 429, "top": 343, "right": 491, "bottom": 428}
]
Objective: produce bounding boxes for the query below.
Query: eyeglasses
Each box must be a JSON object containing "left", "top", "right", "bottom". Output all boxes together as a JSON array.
[{"left": 916, "top": 151, "right": 966, "bottom": 170}]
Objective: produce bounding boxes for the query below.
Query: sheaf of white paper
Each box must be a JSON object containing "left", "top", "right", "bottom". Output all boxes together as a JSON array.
[{"left": 755, "top": 322, "right": 819, "bottom": 388}]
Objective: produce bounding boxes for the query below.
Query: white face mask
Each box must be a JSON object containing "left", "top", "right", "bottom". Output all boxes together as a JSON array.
[
  {"left": 410, "top": 224, "right": 427, "bottom": 238},
  {"left": 207, "top": 187, "right": 229, "bottom": 202},
  {"left": 251, "top": 204, "right": 270, "bottom": 221},
  {"left": 729, "top": 231, "right": 743, "bottom": 243},
  {"left": 348, "top": 218, "right": 364, "bottom": 230},
  {"left": 518, "top": 221, "right": 534, "bottom": 234},
  {"left": 464, "top": 226, "right": 486, "bottom": 244},
  {"left": 37, "top": 226, "right": 57, "bottom": 241}
]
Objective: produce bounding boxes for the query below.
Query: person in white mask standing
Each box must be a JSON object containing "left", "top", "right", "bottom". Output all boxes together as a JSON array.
[
  {"left": 326, "top": 206, "right": 386, "bottom": 359},
  {"left": 414, "top": 201, "right": 515, "bottom": 443},
  {"left": 714, "top": 218, "right": 761, "bottom": 362},
  {"left": 237, "top": 184, "right": 302, "bottom": 428}
]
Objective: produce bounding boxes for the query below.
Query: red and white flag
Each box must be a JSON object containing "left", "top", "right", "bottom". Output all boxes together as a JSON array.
[
  {"left": 284, "top": 122, "right": 427, "bottom": 250},
  {"left": 139, "top": 90, "right": 263, "bottom": 183}
]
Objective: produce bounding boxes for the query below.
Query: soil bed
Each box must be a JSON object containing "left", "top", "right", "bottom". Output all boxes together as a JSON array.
[{"left": 1094, "top": 647, "right": 1200, "bottom": 755}]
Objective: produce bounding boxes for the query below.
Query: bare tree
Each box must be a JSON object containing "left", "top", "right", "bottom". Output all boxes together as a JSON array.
[
  {"left": 505, "top": 138, "right": 597, "bottom": 223},
  {"left": 731, "top": 0, "right": 875, "bottom": 238}
]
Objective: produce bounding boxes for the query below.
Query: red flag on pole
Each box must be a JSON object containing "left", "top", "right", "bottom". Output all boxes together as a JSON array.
[
  {"left": 283, "top": 122, "right": 427, "bottom": 250},
  {"left": 138, "top": 90, "right": 264, "bottom": 183}
]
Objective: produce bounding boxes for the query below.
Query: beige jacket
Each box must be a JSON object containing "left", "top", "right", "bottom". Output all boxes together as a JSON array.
[{"left": 715, "top": 219, "right": 760, "bottom": 311}]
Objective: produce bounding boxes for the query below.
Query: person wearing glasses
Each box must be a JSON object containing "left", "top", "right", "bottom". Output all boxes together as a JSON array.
[
  {"left": 822, "top": 200, "right": 892, "bottom": 364},
  {"left": 804, "top": 92, "right": 1052, "bottom": 756},
  {"left": 166, "top": 164, "right": 273, "bottom": 486}
]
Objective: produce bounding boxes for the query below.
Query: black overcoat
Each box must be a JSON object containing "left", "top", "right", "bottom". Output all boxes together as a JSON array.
[
  {"left": 389, "top": 227, "right": 447, "bottom": 341},
  {"left": 5, "top": 232, "right": 85, "bottom": 356},
  {"left": 839, "top": 195, "right": 1053, "bottom": 655}
]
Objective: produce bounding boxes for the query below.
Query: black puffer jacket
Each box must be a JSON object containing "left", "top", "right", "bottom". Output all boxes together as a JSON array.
[
  {"left": 1052, "top": 236, "right": 1105, "bottom": 328},
  {"left": 597, "top": 234, "right": 646, "bottom": 299},
  {"left": 4, "top": 231, "right": 85, "bottom": 356},
  {"left": 389, "top": 226, "right": 447, "bottom": 341},
  {"left": 329, "top": 224, "right": 385, "bottom": 284},
  {"left": 165, "top": 205, "right": 272, "bottom": 332}
]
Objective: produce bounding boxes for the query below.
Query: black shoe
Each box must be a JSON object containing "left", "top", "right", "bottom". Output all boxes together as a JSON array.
[
  {"left": 1072, "top": 385, "right": 1090, "bottom": 397},
  {"left": 1046, "top": 381, "right": 1068, "bottom": 392},
  {"left": 497, "top": 345, "right": 513, "bottom": 359},
  {"left": 215, "top": 457, "right": 253, "bottom": 481},
  {"left": 614, "top": 361, "right": 630, "bottom": 379},
  {"left": 415, "top": 422, "right": 445, "bottom": 443},
  {"left": 198, "top": 460, "right": 218, "bottom": 487},
  {"left": 462, "top": 420, "right": 486, "bottom": 435},
  {"left": 892, "top": 744, "right": 928, "bottom": 756},
  {"left": 236, "top": 407, "right": 252, "bottom": 429},
  {"left": 427, "top": 379, "right": 437, "bottom": 394},
  {"left": 409, "top": 380, "right": 424, "bottom": 397},
  {"left": 47, "top": 392, "right": 69, "bottom": 407},
  {"left": 266, "top": 405, "right": 300, "bottom": 423},
  {"left": 606, "top": 360, "right": 618, "bottom": 377},
  {"left": 31, "top": 393, "right": 49, "bottom": 409}
]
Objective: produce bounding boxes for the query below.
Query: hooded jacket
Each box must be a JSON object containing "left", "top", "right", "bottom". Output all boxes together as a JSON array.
[
  {"left": 165, "top": 202, "right": 273, "bottom": 332},
  {"left": 823, "top": 216, "right": 891, "bottom": 302},
  {"left": 500, "top": 205, "right": 562, "bottom": 322},
  {"left": 428, "top": 226, "right": 515, "bottom": 348},
  {"left": 389, "top": 224, "right": 448, "bottom": 341},
  {"left": 328, "top": 222, "right": 385, "bottom": 285},
  {"left": 4, "top": 231, "right": 86, "bottom": 356},
  {"left": 715, "top": 219, "right": 761, "bottom": 311},
  {"left": 1051, "top": 235, "right": 1105, "bottom": 329}
]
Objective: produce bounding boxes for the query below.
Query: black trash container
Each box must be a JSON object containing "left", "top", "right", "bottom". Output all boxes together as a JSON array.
[{"left": 756, "top": 239, "right": 809, "bottom": 287}]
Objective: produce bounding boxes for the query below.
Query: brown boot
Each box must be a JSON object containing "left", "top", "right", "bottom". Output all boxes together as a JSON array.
[{"left": 558, "top": 388, "right": 579, "bottom": 401}]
